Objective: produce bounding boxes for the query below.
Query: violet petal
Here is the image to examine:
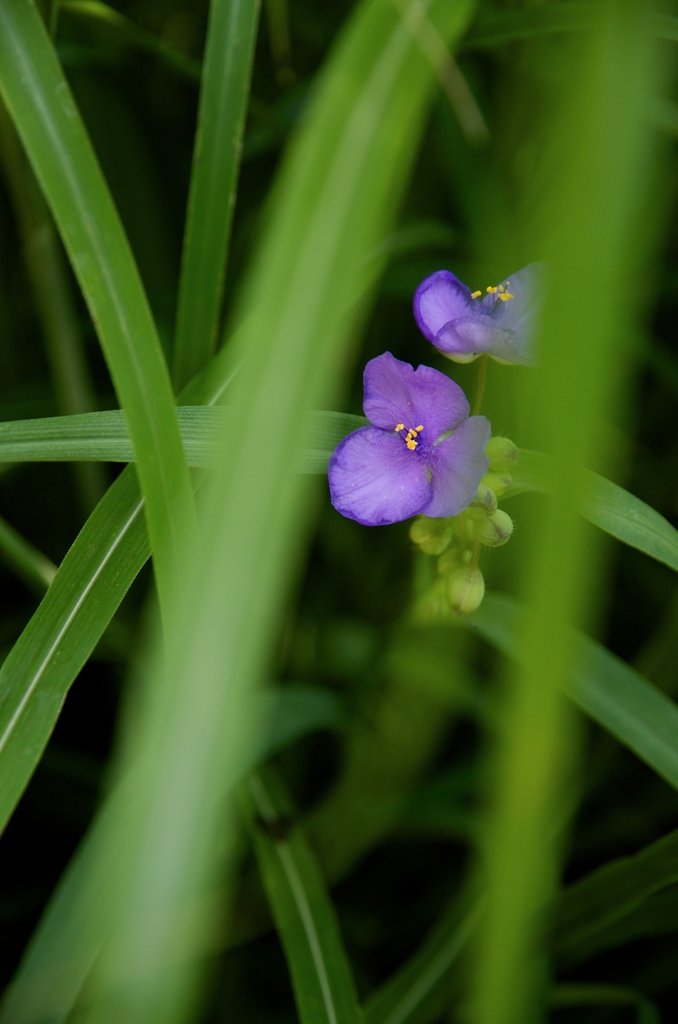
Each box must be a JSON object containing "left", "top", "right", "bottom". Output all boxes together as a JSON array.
[
  {"left": 413, "top": 270, "right": 474, "bottom": 342},
  {"left": 423, "top": 416, "right": 491, "bottom": 518},
  {"left": 488, "top": 262, "right": 543, "bottom": 358},
  {"left": 363, "top": 351, "right": 469, "bottom": 440},
  {"left": 328, "top": 425, "right": 432, "bottom": 526},
  {"left": 435, "top": 314, "right": 527, "bottom": 364}
]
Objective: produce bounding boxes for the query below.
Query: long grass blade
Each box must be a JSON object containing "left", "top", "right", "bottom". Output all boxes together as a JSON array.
[
  {"left": 0, "top": 515, "right": 56, "bottom": 594},
  {"left": 0, "top": 467, "right": 149, "bottom": 834},
  {"left": 0, "top": 688, "right": 344, "bottom": 1024},
  {"left": 475, "top": 594, "right": 678, "bottom": 792},
  {"left": 549, "top": 984, "right": 660, "bottom": 1024},
  {"left": 362, "top": 816, "right": 678, "bottom": 1024},
  {"left": 462, "top": 4, "right": 675, "bottom": 50},
  {"left": 4, "top": 404, "right": 677, "bottom": 588},
  {"left": 0, "top": 102, "right": 105, "bottom": 513},
  {"left": 0, "top": 357, "right": 236, "bottom": 836},
  {"left": 462, "top": 3, "right": 596, "bottom": 51},
  {"left": 246, "top": 768, "right": 364, "bottom": 1024},
  {"left": 58, "top": 1, "right": 202, "bottom": 80},
  {"left": 507, "top": 450, "right": 678, "bottom": 574},
  {"left": 77, "top": 0, "right": 479, "bottom": 1019},
  {"left": 173, "top": 0, "right": 261, "bottom": 388},
  {"left": 0, "top": 0, "right": 196, "bottom": 612},
  {"left": 553, "top": 828, "right": 678, "bottom": 967},
  {"left": 364, "top": 898, "right": 480, "bottom": 1024},
  {"left": 554, "top": 885, "right": 678, "bottom": 966},
  {"left": 1, "top": 397, "right": 675, "bottom": 842},
  {"left": 472, "top": 3, "right": 664, "bottom": 1021},
  {"left": 0, "top": 329, "right": 247, "bottom": 839},
  {"left": 0, "top": 408, "right": 366, "bottom": 467},
  {"left": 3, "top": 414, "right": 676, "bottom": 575},
  {"left": 0, "top": 405, "right": 357, "bottom": 836}
]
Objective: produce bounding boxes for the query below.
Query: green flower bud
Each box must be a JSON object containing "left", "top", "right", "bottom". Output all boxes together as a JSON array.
[
  {"left": 475, "top": 509, "right": 514, "bottom": 547},
  {"left": 413, "top": 578, "right": 454, "bottom": 621},
  {"left": 461, "top": 483, "right": 498, "bottom": 520},
  {"left": 485, "top": 436, "right": 519, "bottom": 473},
  {"left": 409, "top": 515, "right": 454, "bottom": 555},
  {"left": 438, "top": 547, "right": 467, "bottom": 576},
  {"left": 446, "top": 566, "right": 485, "bottom": 616},
  {"left": 481, "top": 470, "right": 512, "bottom": 497}
]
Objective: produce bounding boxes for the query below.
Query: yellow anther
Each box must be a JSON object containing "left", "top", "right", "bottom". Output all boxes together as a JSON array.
[
  {"left": 406, "top": 439, "right": 418, "bottom": 450},
  {"left": 499, "top": 291, "right": 514, "bottom": 301},
  {"left": 471, "top": 290, "right": 482, "bottom": 299},
  {"left": 395, "top": 423, "right": 405, "bottom": 432},
  {"left": 487, "top": 286, "right": 498, "bottom": 294},
  {"left": 415, "top": 425, "right": 424, "bottom": 432},
  {"left": 498, "top": 284, "right": 505, "bottom": 293}
]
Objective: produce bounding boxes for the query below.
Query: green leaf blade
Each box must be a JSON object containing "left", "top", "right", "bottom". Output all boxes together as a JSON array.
[
  {"left": 553, "top": 828, "right": 678, "bottom": 967},
  {"left": 364, "top": 899, "right": 479, "bottom": 1024},
  {"left": 0, "top": 0, "right": 196, "bottom": 609},
  {"left": 0, "top": 468, "right": 149, "bottom": 834},
  {"left": 246, "top": 769, "right": 364, "bottom": 1024},
  {"left": 474, "top": 593, "right": 678, "bottom": 792},
  {"left": 173, "top": 0, "right": 261, "bottom": 388},
  {"left": 0, "top": 407, "right": 366, "bottom": 467},
  {"left": 509, "top": 450, "right": 678, "bottom": 575}
]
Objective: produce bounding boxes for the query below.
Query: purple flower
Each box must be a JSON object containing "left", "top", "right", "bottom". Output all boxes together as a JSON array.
[
  {"left": 328, "top": 352, "right": 490, "bottom": 527},
  {"left": 413, "top": 263, "right": 543, "bottom": 365}
]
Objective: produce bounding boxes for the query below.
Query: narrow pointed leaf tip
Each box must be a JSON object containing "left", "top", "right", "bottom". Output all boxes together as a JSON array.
[
  {"left": 413, "top": 263, "right": 544, "bottom": 364},
  {"left": 328, "top": 352, "right": 490, "bottom": 526}
]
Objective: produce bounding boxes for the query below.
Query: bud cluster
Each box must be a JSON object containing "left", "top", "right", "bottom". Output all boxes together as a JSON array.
[{"left": 409, "top": 436, "right": 517, "bottom": 618}]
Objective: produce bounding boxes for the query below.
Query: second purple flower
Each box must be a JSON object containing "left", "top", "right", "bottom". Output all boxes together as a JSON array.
[
  {"left": 328, "top": 352, "right": 490, "bottom": 527},
  {"left": 414, "top": 263, "right": 542, "bottom": 365}
]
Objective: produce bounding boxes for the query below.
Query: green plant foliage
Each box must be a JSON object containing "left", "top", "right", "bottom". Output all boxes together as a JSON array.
[
  {"left": 172, "top": 0, "right": 261, "bottom": 388},
  {"left": 45, "top": 1, "right": 480, "bottom": 1021},
  {"left": 364, "top": 896, "right": 480, "bottom": 1024},
  {"left": 553, "top": 828, "right": 678, "bottom": 968},
  {"left": 550, "top": 984, "right": 660, "bottom": 1024},
  {"left": 508, "top": 450, "right": 678, "bottom": 574},
  {"left": 0, "top": 0, "right": 676, "bottom": 1022},
  {"left": 475, "top": 594, "right": 678, "bottom": 791},
  {"left": 0, "top": 0, "right": 197, "bottom": 616},
  {"left": 470, "top": 3, "right": 666, "bottom": 1020},
  {"left": 246, "top": 767, "right": 364, "bottom": 1024},
  {"left": 0, "top": 687, "right": 345, "bottom": 1024},
  {"left": 0, "top": 467, "right": 148, "bottom": 833},
  {"left": 0, "top": 407, "right": 367, "bottom": 467}
]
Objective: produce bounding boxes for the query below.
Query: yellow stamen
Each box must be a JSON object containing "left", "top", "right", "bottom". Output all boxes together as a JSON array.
[
  {"left": 499, "top": 291, "right": 514, "bottom": 301},
  {"left": 471, "top": 290, "right": 482, "bottom": 299},
  {"left": 498, "top": 285, "right": 505, "bottom": 293},
  {"left": 486, "top": 286, "right": 498, "bottom": 294},
  {"left": 399, "top": 423, "right": 425, "bottom": 450}
]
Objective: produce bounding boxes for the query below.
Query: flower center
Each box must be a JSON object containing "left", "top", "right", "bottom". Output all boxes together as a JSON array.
[
  {"left": 395, "top": 423, "right": 424, "bottom": 451},
  {"left": 471, "top": 282, "right": 514, "bottom": 302}
]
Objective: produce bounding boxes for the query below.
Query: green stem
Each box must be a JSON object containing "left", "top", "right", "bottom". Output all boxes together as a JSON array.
[
  {"left": 172, "top": 0, "right": 262, "bottom": 389},
  {"left": 0, "top": 103, "right": 107, "bottom": 514},
  {"left": 472, "top": 354, "right": 489, "bottom": 416},
  {"left": 0, "top": 514, "right": 56, "bottom": 594}
]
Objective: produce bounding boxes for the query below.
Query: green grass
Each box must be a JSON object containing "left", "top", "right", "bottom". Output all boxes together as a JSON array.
[{"left": 0, "top": 0, "right": 676, "bottom": 1022}]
